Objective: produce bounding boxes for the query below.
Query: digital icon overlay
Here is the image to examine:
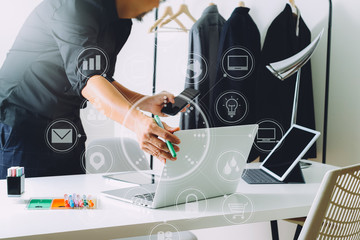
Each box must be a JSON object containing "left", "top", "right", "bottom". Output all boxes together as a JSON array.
[
  {"left": 77, "top": 47, "right": 109, "bottom": 78},
  {"left": 176, "top": 188, "right": 207, "bottom": 218},
  {"left": 253, "top": 119, "right": 284, "bottom": 153},
  {"left": 81, "top": 145, "right": 114, "bottom": 174},
  {"left": 80, "top": 99, "right": 111, "bottom": 127},
  {"left": 185, "top": 53, "right": 208, "bottom": 84},
  {"left": 149, "top": 223, "right": 180, "bottom": 240},
  {"left": 215, "top": 91, "right": 248, "bottom": 124},
  {"left": 222, "top": 193, "right": 254, "bottom": 224},
  {"left": 45, "top": 119, "right": 80, "bottom": 153},
  {"left": 221, "top": 46, "right": 255, "bottom": 81},
  {"left": 216, "top": 151, "right": 246, "bottom": 182}
]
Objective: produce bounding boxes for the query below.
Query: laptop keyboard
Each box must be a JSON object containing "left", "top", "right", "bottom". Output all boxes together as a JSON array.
[{"left": 242, "top": 169, "right": 283, "bottom": 184}]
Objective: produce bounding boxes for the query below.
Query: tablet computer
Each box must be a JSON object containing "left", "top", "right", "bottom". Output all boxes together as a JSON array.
[{"left": 259, "top": 124, "right": 320, "bottom": 182}]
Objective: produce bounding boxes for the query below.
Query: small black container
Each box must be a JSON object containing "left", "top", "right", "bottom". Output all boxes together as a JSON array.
[{"left": 7, "top": 175, "right": 25, "bottom": 196}]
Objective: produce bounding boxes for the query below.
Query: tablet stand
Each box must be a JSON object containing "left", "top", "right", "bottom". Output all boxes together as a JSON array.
[{"left": 283, "top": 162, "right": 305, "bottom": 183}]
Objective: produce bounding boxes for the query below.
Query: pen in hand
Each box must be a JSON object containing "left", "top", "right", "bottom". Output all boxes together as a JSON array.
[{"left": 154, "top": 115, "right": 177, "bottom": 158}]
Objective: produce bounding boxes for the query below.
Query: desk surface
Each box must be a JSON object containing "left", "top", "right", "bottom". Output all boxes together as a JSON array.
[{"left": 0, "top": 161, "right": 337, "bottom": 240}]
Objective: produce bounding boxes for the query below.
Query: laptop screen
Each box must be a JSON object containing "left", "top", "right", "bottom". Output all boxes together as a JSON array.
[{"left": 261, "top": 125, "right": 318, "bottom": 179}]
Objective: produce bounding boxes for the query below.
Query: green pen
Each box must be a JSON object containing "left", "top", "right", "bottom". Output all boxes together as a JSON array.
[{"left": 154, "top": 115, "right": 177, "bottom": 158}]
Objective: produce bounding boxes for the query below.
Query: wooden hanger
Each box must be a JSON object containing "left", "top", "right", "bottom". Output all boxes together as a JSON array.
[
  {"left": 159, "top": 4, "right": 197, "bottom": 29},
  {"left": 238, "top": 1, "right": 245, "bottom": 7},
  {"left": 209, "top": 2, "right": 216, "bottom": 6},
  {"left": 289, "top": 0, "right": 298, "bottom": 16},
  {"left": 148, "top": 6, "right": 187, "bottom": 33}
]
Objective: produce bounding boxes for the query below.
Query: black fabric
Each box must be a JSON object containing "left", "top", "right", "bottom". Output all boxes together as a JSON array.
[
  {"left": 180, "top": 5, "right": 226, "bottom": 129},
  {"left": 209, "top": 7, "right": 261, "bottom": 127},
  {"left": 254, "top": 4, "right": 316, "bottom": 160},
  {"left": 0, "top": 0, "right": 132, "bottom": 127},
  {"left": 0, "top": 119, "right": 86, "bottom": 179}
]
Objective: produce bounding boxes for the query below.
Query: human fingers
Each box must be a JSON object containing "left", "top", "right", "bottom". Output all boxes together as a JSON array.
[
  {"left": 162, "top": 122, "right": 180, "bottom": 134},
  {"left": 150, "top": 122, "right": 181, "bottom": 144},
  {"left": 160, "top": 91, "right": 175, "bottom": 104},
  {"left": 143, "top": 146, "right": 167, "bottom": 164},
  {"left": 144, "top": 141, "right": 177, "bottom": 161}
]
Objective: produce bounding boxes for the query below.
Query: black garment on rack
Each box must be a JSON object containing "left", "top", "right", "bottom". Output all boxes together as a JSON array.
[
  {"left": 209, "top": 7, "right": 260, "bottom": 128},
  {"left": 180, "top": 5, "right": 225, "bottom": 129},
  {"left": 254, "top": 4, "right": 316, "bottom": 161}
]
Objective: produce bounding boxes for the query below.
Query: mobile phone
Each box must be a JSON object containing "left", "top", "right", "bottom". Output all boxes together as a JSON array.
[{"left": 161, "top": 88, "right": 200, "bottom": 116}]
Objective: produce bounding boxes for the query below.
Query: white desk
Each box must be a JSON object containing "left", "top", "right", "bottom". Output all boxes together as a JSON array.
[{"left": 0, "top": 161, "right": 337, "bottom": 240}]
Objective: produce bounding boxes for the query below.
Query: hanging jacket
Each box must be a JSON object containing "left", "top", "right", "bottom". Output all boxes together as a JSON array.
[
  {"left": 254, "top": 4, "right": 316, "bottom": 161},
  {"left": 209, "top": 7, "right": 261, "bottom": 128},
  {"left": 180, "top": 5, "right": 226, "bottom": 130}
]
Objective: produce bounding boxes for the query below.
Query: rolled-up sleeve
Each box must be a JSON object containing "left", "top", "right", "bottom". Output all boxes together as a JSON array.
[{"left": 50, "top": 1, "right": 113, "bottom": 96}]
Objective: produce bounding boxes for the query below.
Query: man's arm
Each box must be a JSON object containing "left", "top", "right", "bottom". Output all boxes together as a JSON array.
[
  {"left": 81, "top": 75, "right": 180, "bottom": 163},
  {"left": 111, "top": 81, "right": 145, "bottom": 106}
]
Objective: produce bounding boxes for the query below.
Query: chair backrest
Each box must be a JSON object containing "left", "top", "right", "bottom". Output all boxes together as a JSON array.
[
  {"left": 299, "top": 163, "right": 360, "bottom": 240},
  {"left": 85, "top": 137, "right": 150, "bottom": 174}
]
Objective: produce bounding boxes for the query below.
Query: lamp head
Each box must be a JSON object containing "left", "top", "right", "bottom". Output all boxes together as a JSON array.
[{"left": 266, "top": 29, "right": 324, "bottom": 80}]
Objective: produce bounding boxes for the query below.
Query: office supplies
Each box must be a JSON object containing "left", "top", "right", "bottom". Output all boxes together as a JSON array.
[
  {"left": 161, "top": 88, "right": 200, "bottom": 116},
  {"left": 102, "top": 125, "right": 258, "bottom": 209},
  {"left": 7, "top": 166, "right": 25, "bottom": 196},
  {"left": 242, "top": 124, "right": 320, "bottom": 184},
  {"left": 27, "top": 194, "right": 97, "bottom": 210},
  {"left": 154, "top": 115, "right": 177, "bottom": 158}
]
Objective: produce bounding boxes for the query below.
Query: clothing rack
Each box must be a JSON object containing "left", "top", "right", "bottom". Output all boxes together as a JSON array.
[{"left": 150, "top": 1, "right": 333, "bottom": 168}]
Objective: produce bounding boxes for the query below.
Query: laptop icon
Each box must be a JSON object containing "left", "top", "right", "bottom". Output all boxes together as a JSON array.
[
  {"left": 227, "top": 55, "right": 249, "bottom": 71},
  {"left": 102, "top": 125, "right": 258, "bottom": 209}
]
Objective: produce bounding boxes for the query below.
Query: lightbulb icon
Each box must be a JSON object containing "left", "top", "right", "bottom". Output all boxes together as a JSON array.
[{"left": 225, "top": 97, "right": 239, "bottom": 118}]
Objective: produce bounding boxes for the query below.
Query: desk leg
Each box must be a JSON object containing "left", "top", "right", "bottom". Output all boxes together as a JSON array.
[
  {"left": 270, "top": 220, "right": 279, "bottom": 240},
  {"left": 293, "top": 225, "right": 302, "bottom": 240}
]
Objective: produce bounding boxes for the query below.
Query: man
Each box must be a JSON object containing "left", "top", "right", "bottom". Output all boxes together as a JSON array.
[{"left": 0, "top": 0, "right": 180, "bottom": 179}]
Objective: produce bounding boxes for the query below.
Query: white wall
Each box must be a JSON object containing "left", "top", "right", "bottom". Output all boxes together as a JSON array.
[
  {"left": 2, "top": 0, "right": 356, "bottom": 239},
  {"left": 326, "top": 0, "right": 360, "bottom": 167}
]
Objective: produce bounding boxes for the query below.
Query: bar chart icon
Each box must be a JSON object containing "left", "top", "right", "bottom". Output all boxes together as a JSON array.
[{"left": 82, "top": 55, "right": 101, "bottom": 71}]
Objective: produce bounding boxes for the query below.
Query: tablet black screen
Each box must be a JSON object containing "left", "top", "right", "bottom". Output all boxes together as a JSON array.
[{"left": 262, "top": 127, "right": 317, "bottom": 178}]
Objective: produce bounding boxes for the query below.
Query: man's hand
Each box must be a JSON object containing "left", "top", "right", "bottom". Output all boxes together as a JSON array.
[
  {"left": 138, "top": 91, "right": 187, "bottom": 117},
  {"left": 135, "top": 114, "right": 180, "bottom": 163}
]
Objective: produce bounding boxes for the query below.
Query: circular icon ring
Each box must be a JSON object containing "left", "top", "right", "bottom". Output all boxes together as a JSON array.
[
  {"left": 45, "top": 119, "right": 79, "bottom": 153},
  {"left": 216, "top": 151, "right": 247, "bottom": 182},
  {"left": 81, "top": 145, "right": 114, "bottom": 174},
  {"left": 184, "top": 53, "right": 208, "bottom": 85},
  {"left": 222, "top": 193, "right": 254, "bottom": 224},
  {"left": 76, "top": 47, "right": 109, "bottom": 78},
  {"left": 253, "top": 119, "right": 285, "bottom": 153},
  {"left": 215, "top": 91, "right": 249, "bottom": 124},
  {"left": 221, "top": 46, "right": 255, "bottom": 81},
  {"left": 175, "top": 188, "right": 208, "bottom": 219}
]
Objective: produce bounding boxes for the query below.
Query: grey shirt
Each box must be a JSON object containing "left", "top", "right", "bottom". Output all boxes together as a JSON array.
[
  {"left": 0, "top": 0, "right": 132, "bottom": 127},
  {"left": 180, "top": 5, "right": 226, "bottom": 129}
]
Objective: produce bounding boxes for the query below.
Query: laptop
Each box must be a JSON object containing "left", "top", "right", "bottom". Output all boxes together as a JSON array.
[
  {"left": 102, "top": 124, "right": 258, "bottom": 209},
  {"left": 242, "top": 124, "right": 320, "bottom": 184}
]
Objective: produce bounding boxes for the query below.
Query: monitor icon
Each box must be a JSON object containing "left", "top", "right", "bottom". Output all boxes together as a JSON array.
[
  {"left": 257, "top": 128, "right": 276, "bottom": 143},
  {"left": 227, "top": 55, "right": 249, "bottom": 71}
]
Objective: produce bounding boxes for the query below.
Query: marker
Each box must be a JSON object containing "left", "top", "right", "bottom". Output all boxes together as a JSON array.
[
  {"left": 7, "top": 168, "right": 12, "bottom": 177},
  {"left": 154, "top": 115, "right": 177, "bottom": 158},
  {"left": 16, "top": 168, "right": 22, "bottom": 177}
]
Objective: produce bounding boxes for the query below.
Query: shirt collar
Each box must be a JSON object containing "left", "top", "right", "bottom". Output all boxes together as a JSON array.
[
  {"left": 202, "top": 4, "right": 220, "bottom": 16},
  {"left": 232, "top": 6, "right": 250, "bottom": 15}
]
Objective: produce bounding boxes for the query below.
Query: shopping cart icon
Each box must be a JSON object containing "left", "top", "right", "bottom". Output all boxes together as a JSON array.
[{"left": 228, "top": 202, "right": 248, "bottom": 219}]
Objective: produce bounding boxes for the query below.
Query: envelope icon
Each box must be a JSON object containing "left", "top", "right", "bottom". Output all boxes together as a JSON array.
[{"left": 51, "top": 129, "right": 73, "bottom": 144}]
